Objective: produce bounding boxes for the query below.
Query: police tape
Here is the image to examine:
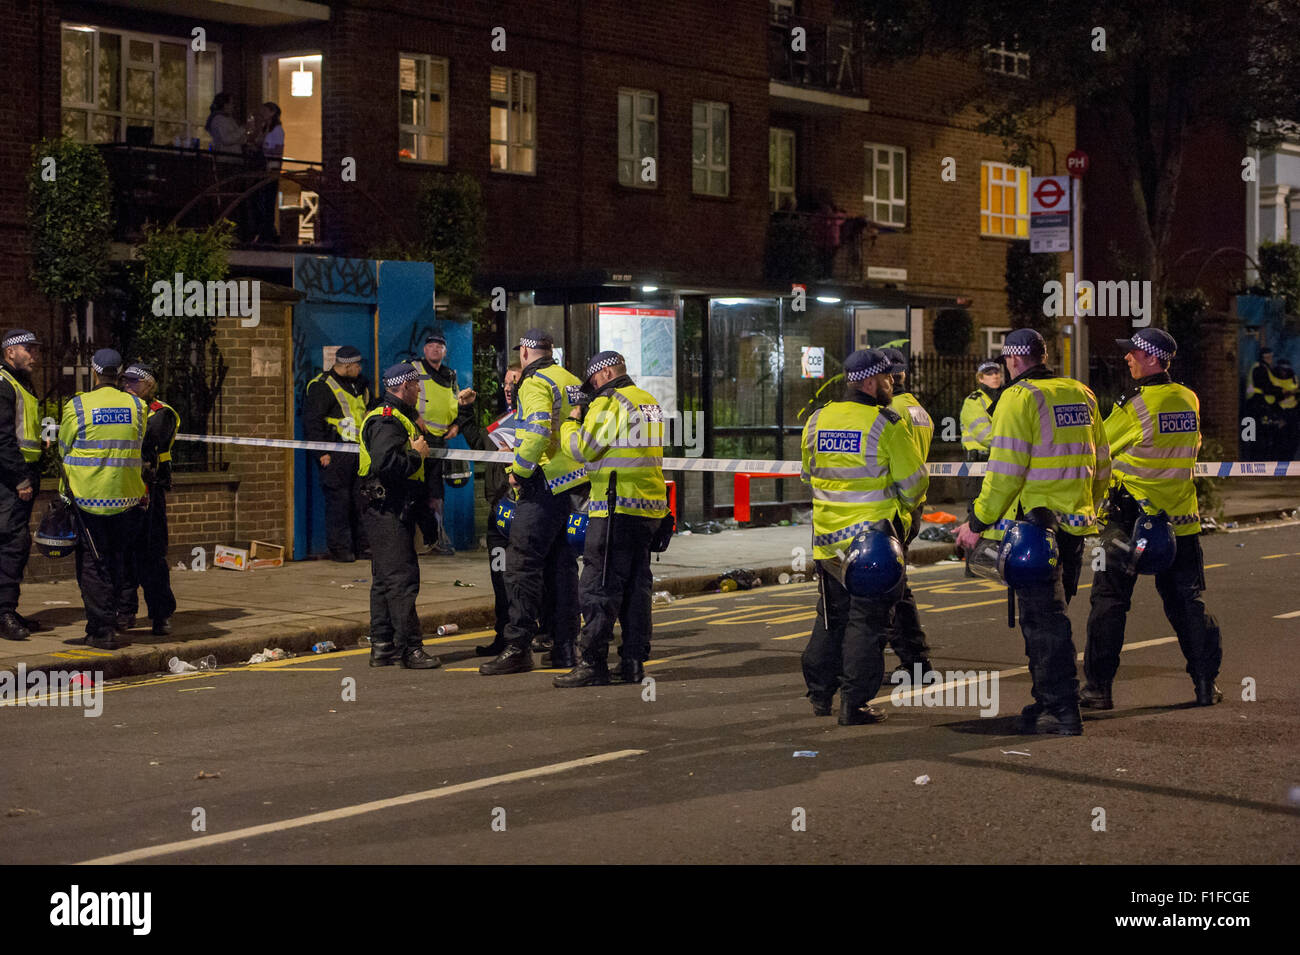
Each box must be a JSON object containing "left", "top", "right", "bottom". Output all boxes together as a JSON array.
[{"left": 174, "top": 433, "right": 1300, "bottom": 478}]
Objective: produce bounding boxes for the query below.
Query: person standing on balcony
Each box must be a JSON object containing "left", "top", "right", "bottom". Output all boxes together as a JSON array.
[
  {"left": 59, "top": 349, "right": 148, "bottom": 651},
  {"left": 413, "top": 331, "right": 459, "bottom": 556},
  {"left": 305, "top": 346, "right": 371, "bottom": 562},
  {"left": 0, "top": 329, "right": 47, "bottom": 641},
  {"left": 252, "top": 101, "right": 283, "bottom": 244},
  {"left": 205, "top": 93, "right": 243, "bottom": 154},
  {"left": 119, "top": 363, "right": 178, "bottom": 636}
]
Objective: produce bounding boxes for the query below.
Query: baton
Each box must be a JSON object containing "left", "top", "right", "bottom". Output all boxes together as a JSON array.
[
  {"left": 54, "top": 454, "right": 100, "bottom": 562},
  {"left": 602, "top": 470, "right": 618, "bottom": 589}
]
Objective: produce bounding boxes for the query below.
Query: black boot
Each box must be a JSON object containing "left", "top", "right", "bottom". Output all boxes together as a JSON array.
[
  {"left": 1193, "top": 677, "right": 1223, "bottom": 706},
  {"left": 115, "top": 614, "right": 137, "bottom": 632},
  {"left": 619, "top": 660, "right": 645, "bottom": 684},
  {"left": 810, "top": 695, "right": 833, "bottom": 717},
  {"left": 1016, "top": 704, "right": 1083, "bottom": 736},
  {"left": 1079, "top": 683, "right": 1113, "bottom": 710},
  {"left": 16, "top": 612, "right": 48, "bottom": 633},
  {"left": 86, "top": 630, "right": 124, "bottom": 651},
  {"left": 398, "top": 646, "right": 442, "bottom": 669},
  {"left": 475, "top": 635, "right": 506, "bottom": 657},
  {"left": 369, "top": 640, "right": 399, "bottom": 667},
  {"left": 553, "top": 661, "right": 611, "bottom": 688},
  {"left": 152, "top": 618, "right": 172, "bottom": 636},
  {"left": 479, "top": 641, "right": 534, "bottom": 675},
  {"left": 548, "top": 642, "right": 577, "bottom": 669},
  {"left": 839, "top": 699, "right": 889, "bottom": 726},
  {"left": 0, "top": 611, "right": 30, "bottom": 642}
]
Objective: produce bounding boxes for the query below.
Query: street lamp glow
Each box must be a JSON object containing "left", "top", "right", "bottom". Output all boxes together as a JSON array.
[
  {"left": 816, "top": 296, "right": 842, "bottom": 304},
  {"left": 641, "top": 285, "right": 658, "bottom": 292}
]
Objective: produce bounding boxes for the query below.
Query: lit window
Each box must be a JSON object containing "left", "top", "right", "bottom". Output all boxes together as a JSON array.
[
  {"left": 490, "top": 67, "right": 536, "bottom": 174},
  {"left": 399, "top": 54, "right": 448, "bottom": 163},
  {"left": 769, "top": 128, "right": 795, "bottom": 210},
  {"left": 60, "top": 23, "right": 220, "bottom": 146},
  {"left": 692, "top": 101, "right": 729, "bottom": 197},
  {"left": 863, "top": 143, "right": 906, "bottom": 225},
  {"left": 980, "top": 161, "right": 1029, "bottom": 237},
  {"left": 618, "top": 89, "right": 658, "bottom": 188}
]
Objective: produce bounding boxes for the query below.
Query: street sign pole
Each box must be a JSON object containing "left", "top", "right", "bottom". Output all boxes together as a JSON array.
[{"left": 1072, "top": 175, "right": 1084, "bottom": 383}]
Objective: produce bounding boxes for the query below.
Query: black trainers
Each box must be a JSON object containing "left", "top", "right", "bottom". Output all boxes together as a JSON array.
[
  {"left": 398, "top": 646, "right": 442, "bottom": 669},
  {"left": 479, "top": 643, "right": 533, "bottom": 675}
]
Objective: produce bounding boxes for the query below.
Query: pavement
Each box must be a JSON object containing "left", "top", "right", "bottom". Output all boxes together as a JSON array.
[
  {"left": 3, "top": 478, "right": 1295, "bottom": 681},
  {"left": 2, "top": 524, "right": 1296, "bottom": 866}
]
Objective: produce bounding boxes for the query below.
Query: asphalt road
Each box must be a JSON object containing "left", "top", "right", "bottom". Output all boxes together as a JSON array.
[{"left": 3, "top": 524, "right": 1298, "bottom": 865}]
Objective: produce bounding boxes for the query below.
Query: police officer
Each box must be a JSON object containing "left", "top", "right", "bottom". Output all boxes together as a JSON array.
[
  {"left": 883, "top": 347, "right": 935, "bottom": 678},
  {"left": 1081, "top": 329, "right": 1224, "bottom": 708},
  {"left": 480, "top": 329, "right": 588, "bottom": 675},
  {"left": 0, "top": 329, "right": 45, "bottom": 641},
  {"left": 961, "top": 360, "right": 1003, "bottom": 501},
  {"left": 414, "top": 331, "right": 459, "bottom": 556},
  {"left": 357, "top": 363, "right": 440, "bottom": 669},
  {"left": 59, "top": 348, "right": 148, "bottom": 650},
  {"left": 1273, "top": 358, "right": 1299, "bottom": 460},
  {"left": 956, "top": 329, "right": 1110, "bottom": 736},
  {"left": 457, "top": 362, "right": 520, "bottom": 658},
  {"left": 120, "top": 363, "right": 178, "bottom": 635},
  {"left": 304, "top": 345, "right": 370, "bottom": 561},
  {"left": 554, "top": 351, "right": 668, "bottom": 687},
  {"left": 801, "top": 349, "right": 929, "bottom": 725},
  {"left": 1244, "top": 347, "right": 1284, "bottom": 460}
]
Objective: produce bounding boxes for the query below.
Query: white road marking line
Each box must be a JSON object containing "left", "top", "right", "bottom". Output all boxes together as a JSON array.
[
  {"left": 76, "top": 749, "right": 649, "bottom": 865},
  {"left": 1274, "top": 610, "right": 1300, "bottom": 619}
]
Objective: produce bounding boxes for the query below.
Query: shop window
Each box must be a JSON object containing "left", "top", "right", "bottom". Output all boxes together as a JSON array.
[
  {"left": 490, "top": 67, "right": 536, "bottom": 174},
  {"left": 399, "top": 53, "right": 448, "bottom": 164},
  {"left": 61, "top": 23, "right": 220, "bottom": 145},
  {"left": 980, "top": 161, "right": 1029, "bottom": 237}
]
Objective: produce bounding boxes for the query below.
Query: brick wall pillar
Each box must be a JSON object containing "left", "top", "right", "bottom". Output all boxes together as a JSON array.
[{"left": 1190, "top": 310, "right": 1239, "bottom": 453}]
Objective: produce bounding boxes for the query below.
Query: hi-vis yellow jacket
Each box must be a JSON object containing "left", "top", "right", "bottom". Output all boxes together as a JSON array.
[
  {"left": 59, "top": 385, "right": 148, "bottom": 515},
  {"left": 801, "top": 394, "right": 928, "bottom": 560},
  {"left": 960, "top": 388, "right": 995, "bottom": 453},
  {"left": 511, "top": 358, "right": 589, "bottom": 493},
  {"left": 1104, "top": 376, "right": 1201, "bottom": 535},
  {"left": 561, "top": 377, "right": 667, "bottom": 518},
  {"left": 971, "top": 368, "right": 1110, "bottom": 540}
]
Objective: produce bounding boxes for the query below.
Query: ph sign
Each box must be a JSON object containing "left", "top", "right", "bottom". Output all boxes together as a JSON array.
[
  {"left": 1067, "top": 150, "right": 1089, "bottom": 178},
  {"left": 801, "top": 346, "right": 825, "bottom": 379}
]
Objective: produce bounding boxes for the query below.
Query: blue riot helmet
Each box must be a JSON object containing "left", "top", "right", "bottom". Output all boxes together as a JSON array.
[
  {"left": 34, "top": 497, "right": 78, "bottom": 558},
  {"left": 493, "top": 497, "right": 515, "bottom": 537},
  {"left": 841, "top": 520, "right": 905, "bottom": 598},
  {"left": 998, "top": 507, "right": 1060, "bottom": 588},
  {"left": 567, "top": 510, "right": 588, "bottom": 556},
  {"left": 1130, "top": 510, "right": 1176, "bottom": 575}
]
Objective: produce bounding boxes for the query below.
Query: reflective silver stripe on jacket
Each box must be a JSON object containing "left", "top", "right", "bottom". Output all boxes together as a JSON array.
[
  {"left": 1111, "top": 461, "right": 1194, "bottom": 480},
  {"left": 812, "top": 486, "right": 895, "bottom": 503}
]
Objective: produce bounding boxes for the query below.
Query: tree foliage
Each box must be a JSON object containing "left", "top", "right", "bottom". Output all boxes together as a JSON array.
[
  {"left": 846, "top": 0, "right": 1300, "bottom": 297},
  {"left": 414, "top": 172, "right": 486, "bottom": 301},
  {"left": 26, "top": 138, "right": 112, "bottom": 312},
  {"left": 1251, "top": 240, "right": 1300, "bottom": 314},
  {"left": 1005, "top": 240, "right": 1060, "bottom": 338},
  {"left": 933, "top": 308, "right": 974, "bottom": 355}
]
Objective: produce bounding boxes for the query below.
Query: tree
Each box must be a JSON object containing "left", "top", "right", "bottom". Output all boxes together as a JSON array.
[
  {"left": 933, "top": 308, "right": 973, "bottom": 355},
  {"left": 1005, "top": 240, "right": 1060, "bottom": 338},
  {"left": 26, "top": 138, "right": 113, "bottom": 340},
  {"left": 846, "top": 0, "right": 1300, "bottom": 302}
]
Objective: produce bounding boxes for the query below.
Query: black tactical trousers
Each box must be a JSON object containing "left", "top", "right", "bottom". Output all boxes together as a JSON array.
[
  {"left": 802, "top": 559, "right": 898, "bottom": 710},
  {"left": 321, "top": 451, "right": 368, "bottom": 557},
  {"left": 363, "top": 501, "right": 422, "bottom": 650},
  {"left": 576, "top": 513, "right": 657, "bottom": 666},
  {"left": 1015, "top": 530, "right": 1085, "bottom": 710},
  {"left": 486, "top": 488, "right": 510, "bottom": 638},
  {"left": 76, "top": 509, "right": 143, "bottom": 639},
  {"left": 1084, "top": 533, "right": 1223, "bottom": 687},
  {"left": 0, "top": 470, "right": 37, "bottom": 612},
  {"left": 886, "top": 536, "right": 930, "bottom": 666},
  {"left": 503, "top": 481, "right": 578, "bottom": 652},
  {"left": 122, "top": 484, "right": 176, "bottom": 622}
]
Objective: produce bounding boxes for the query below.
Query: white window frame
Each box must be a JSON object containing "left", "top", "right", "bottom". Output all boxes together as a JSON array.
[
  {"left": 983, "top": 39, "right": 1030, "bottom": 78},
  {"left": 61, "top": 23, "right": 221, "bottom": 146},
  {"left": 692, "top": 101, "right": 730, "bottom": 197},
  {"left": 769, "top": 127, "right": 795, "bottom": 210},
  {"left": 769, "top": 0, "right": 795, "bottom": 24},
  {"left": 398, "top": 53, "right": 448, "bottom": 165},
  {"left": 490, "top": 67, "right": 536, "bottom": 175},
  {"left": 863, "top": 143, "right": 906, "bottom": 226},
  {"left": 980, "top": 160, "right": 1030, "bottom": 238},
  {"left": 984, "top": 327, "right": 1012, "bottom": 358},
  {"left": 617, "top": 88, "right": 658, "bottom": 188}
]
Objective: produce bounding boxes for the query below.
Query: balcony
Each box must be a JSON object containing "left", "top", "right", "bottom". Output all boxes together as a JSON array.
[
  {"left": 768, "top": 15, "right": 869, "bottom": 113},
  {"left": 764, "top": 209, "right": 891, "bottom": 285}
]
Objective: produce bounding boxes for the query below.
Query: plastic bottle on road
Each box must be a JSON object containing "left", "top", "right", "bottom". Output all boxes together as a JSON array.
[
  {"left": 652, "top": 591, "right": 675, "bottom": 605},
  {"left": 312, "top": 641, "right": 337, "bottom": 654},
  {"left": 196, "top": 654, "right": 218, "bottom": 670}
]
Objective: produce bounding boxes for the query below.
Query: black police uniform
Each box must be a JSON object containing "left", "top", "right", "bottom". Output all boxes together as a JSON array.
[
  {"left": 1083, "top": 374, "right": 1223, "bottom": 703},
  {"left": 123, "top": 396, "right": 178, "bottom": 629},
  {"left": 454, "top": 397, "right": 512, "bottom": 654},
  {"left": 304, "top": 368, "right": 370, "bottom": 560},
  {"left": 0, "top": 359, "right": 40, "bottom": 638},
  {"left": 359, "top": 392, "right": 439, "bottom": 668}
]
